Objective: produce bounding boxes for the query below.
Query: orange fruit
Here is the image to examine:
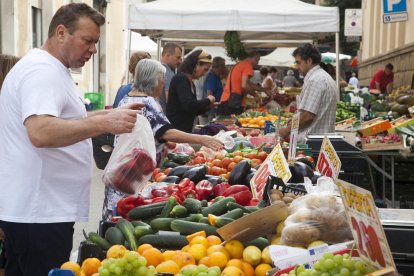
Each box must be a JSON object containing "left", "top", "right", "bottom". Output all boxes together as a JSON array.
[
  {"left": 181, "top": 245, "right": 190, "bottom": 252},
  {"left": 142, "top": 247, "right": 164, "bottom": 267},
  {"left": 198, "top": 256, "right": 209, "bottom": 266},
  {"left": 137, "top": 243, "right": 153, "bottom": 255},
  {"left": 189, "top": 236, "right": 209, "bottom": 248},
  {"left": 207, "top": 245, "right": 231, "bottom": 260},
  {"left": 61, "top": 261, "right": 81, "bottom": 276},
  {"left": 207, "top": 251, "right": 228, "bottom": 269},
  {"left": 171, "top": 251, "right": 196, "bottom": 268},
  {"left": 106, "top": 245, "right": 127, "bottom": 259},
  {"left": 162, "top": 250, "right": 177, "bottom": 260},
  {"left": 188, "top": 244, "right": 207, "bottom": 261},
  {"left": 226, "top": 259, "right": 244, "bottom": 270},
  {"left": 206, "top": 235, "right": 222, "bottom": 247},
  {"left": 254, "top": 263, "right": 272, "bottom": 276},
  {"left": 224, "top": 240, "right": 244, "bottom": 259},
  {"left": 241, "top": 261, "right": 255, "bottom": 276},
  {"left": 222, "top": 266, "right": 245, "bottom": 276},
  {"left": 80, "top": 258, "right": 101, "bottom": 276},
  {"left": 155, "top": 260, "right": 180, "bottom": 274},
  {"left": 186, "top": 231, "right": 206, "bottom": 243}
]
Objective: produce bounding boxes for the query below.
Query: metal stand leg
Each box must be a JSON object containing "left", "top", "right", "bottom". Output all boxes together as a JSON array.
[
  {"left": 382, "top": 156, "right": 386, "bottom": 201},
  {"left": 367, "top": 162, "right": 377, "bottom": 197},
  {"left": 391, "top": 156, "right": 395, "bottom": 208}
]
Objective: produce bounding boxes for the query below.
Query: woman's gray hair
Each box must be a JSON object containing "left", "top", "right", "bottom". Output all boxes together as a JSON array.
[
  {"left": 287, "top": 69, "right": 294, "bottom": 76},
  {"left": 133, "top": 59, "right": 166, "bottom": 95}
]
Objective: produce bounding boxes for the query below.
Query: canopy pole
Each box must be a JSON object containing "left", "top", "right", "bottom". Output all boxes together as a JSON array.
[
  {"left": 335, "top": 32, "right": 340, "bottom": 97},
  {"left": 157, "top": 39, "right": 162, "bottom": 61},
  {"left": 126, "top": 29, "right": 132, "bottom": 83}
]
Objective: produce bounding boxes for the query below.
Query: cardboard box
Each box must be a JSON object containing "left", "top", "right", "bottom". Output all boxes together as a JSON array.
[
  {"left": 359, "top": 118, "right": 392, "bottom": 136},
  {"left": 387, "top": 116, "right": 414, "bottom": 134},
  {"left": 217, "top": 202, "right": 288, "bottom": 243}
]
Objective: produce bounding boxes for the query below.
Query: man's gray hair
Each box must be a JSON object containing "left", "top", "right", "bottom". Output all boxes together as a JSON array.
[
  {"left": 133, "top": 59, "right": 166, "bottom": 96},
  {"left": 287, "top": 69, "right": 294, "bottom": 76}
]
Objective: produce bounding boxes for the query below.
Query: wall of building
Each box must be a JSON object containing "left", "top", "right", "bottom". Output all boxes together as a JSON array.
[{"left": 359, "top": 0, "right": 414, "bottom": 88}]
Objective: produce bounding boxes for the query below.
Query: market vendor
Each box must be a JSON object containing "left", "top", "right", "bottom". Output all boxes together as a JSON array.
[
  {"left": 369, "top": 63, "right": 394, "bottom": 94},
  {"left": 279, "top": 44, "right": 338, "bottom": 142}
]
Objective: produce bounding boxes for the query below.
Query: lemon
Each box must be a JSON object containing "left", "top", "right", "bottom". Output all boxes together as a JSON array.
[
  {"left": 60, "top": 261, "right": 81, "bottom": 276},
  {"left": 261, "top": 246, "right": 272, "bottom": 265},
  {"left": 224, "top": 240, "right": 245, "bottom": 259},
  {"left": 221, "top": 266, "right": 245, "bottom": 276},
  {"left": 188, "top": 244, "right": 207, "bottom": 261},
  {"left": 242, "top": 245, "right": 262, "bottom": 266},
  {"left": 270, "top": 235, "right": 281, "bottom": 245},
  {"left": 255, "top": 263, "right": 272, "bottom": 276},
  {"left": 276, "top": 221, "right": 285, "bottom": 236},
  {"left": 307, "top": 240, "right": 328, "bottom": 248}
]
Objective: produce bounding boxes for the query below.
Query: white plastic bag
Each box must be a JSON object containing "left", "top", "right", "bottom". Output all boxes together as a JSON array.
[{"left": 103, "top": 114, "right": 156, "bottom": 195}]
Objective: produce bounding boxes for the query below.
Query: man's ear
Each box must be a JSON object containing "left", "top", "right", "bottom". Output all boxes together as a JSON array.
[{"left": 55, "top": 24, "right": 67, "bottom": 42}]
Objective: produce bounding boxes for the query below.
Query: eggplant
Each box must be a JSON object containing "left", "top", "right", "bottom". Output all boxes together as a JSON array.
[
  {"left": 167, "top": 165, "right": 195, "bottom": 178},
  {"left": 182, "top": 165, "right": 208, "bottom": 183},
  {"left": 204, "top": 175, "right": 223, "bottom": 186},
  {"left": 229, "top": 160, "right": 251, "bottom": 185},
  {"left": 295, "top": 157, "right": 314, "bottom": 170},
  {"left": 162, "top": 176, "right": 181, "bottom": 184},
  {"left": 288, "top": 161, "right": 314, "bottom": 183},
  {"left": 168, "top": 153, "right": 191, "bottom": 165},
  {"left": 311, "top": 171, "right": 322, "bottom": 184},
  {"left": 244, "top": 171, "right": 255, "bottom": 188}
]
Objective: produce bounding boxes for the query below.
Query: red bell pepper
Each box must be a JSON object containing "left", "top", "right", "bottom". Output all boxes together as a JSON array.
[
  {"left": 213, "top": 183, "right": 230, "bottom": 197},
  {"left": 247, "top": 198, "right": 259, "bottom": 206},
  {"left": 229, "top": 190, "right": 253, "bottom": 206},
  {"left": 150, "top": 197, "right": 169, "bottom": 203},
  {"left": 151, "top": 188, "right": 169, "bottom": 198},
  {"left": 195, "top": 180, "right": 214, "bottom": 200},
  {"left": 222, "top": 185, "right": 249, "bottom": 197}
]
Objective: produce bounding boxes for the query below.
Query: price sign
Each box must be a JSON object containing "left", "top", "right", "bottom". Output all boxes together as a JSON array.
[
  {"left": 250, "top": 144, "right": 292, "bottom": 199},
  {"left": 337, "top": 180, "right": 396, "bottom": 272},
  {"left": 287, "top": 113, "right": 300, "bottom": 163},
  {"left": 316, "top": 136, "right": 341, "bottom": 180}
]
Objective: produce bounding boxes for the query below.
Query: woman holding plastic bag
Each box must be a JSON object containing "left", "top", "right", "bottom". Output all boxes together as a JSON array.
[{"left": 102, "top": 59, "right": 224, "bottom": 220}]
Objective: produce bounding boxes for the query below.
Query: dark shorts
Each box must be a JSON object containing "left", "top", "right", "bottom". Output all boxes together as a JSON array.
[
  {"left": 216, "top": 101, "right": 244, "bottom": 116},
  {"left": 0, "top": 221, "right": 75, "bottom": 276}
]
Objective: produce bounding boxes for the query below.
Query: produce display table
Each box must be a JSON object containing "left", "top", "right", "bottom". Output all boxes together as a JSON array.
[{"left": 362, "top": 150, "right": 414, "bottom": 208}]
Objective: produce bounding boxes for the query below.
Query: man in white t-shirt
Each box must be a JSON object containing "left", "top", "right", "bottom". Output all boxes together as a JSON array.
[{"left": 0, "top": 3, "right": 142, "bottom": 275}]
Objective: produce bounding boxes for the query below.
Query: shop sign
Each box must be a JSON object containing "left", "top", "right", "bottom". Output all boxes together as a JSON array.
[
  {"left": 383, "top": 0, "right": 408, "bottom": 23},
  {"left": 337, "top": 180, "right": 397, "bottom": 273},
  {"left": 315, "top": 136, "right": 341, "bottom": 180},
  {"left": 287, "top": 113, "right": 300, "bottom": 163},
  {"left": 344, "top": 9, "right": 362, "bottom": 36},
  {"left": 250, "top": 144, "right": 291, "bottom": 199}
]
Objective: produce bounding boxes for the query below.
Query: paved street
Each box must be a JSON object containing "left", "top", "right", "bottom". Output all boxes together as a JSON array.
[{"left": 71, "top": 164, "right": 105, "bottom": 261}]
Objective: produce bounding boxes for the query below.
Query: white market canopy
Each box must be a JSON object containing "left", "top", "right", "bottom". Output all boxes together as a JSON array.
[
  {"left": 259, "top": 47, "right": 296, "bottom": 67},
  {"left": 128, "top": 0, "right": 339, "bottom": 48}
]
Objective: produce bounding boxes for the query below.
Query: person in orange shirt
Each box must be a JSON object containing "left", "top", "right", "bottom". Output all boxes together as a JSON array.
[{"left": 217, "top": 49, "right": 268, "bottom": 115}]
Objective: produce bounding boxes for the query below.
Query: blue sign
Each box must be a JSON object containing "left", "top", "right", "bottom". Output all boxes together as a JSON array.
[{"left": 383, "top": 0, "right": 407, "bottom": 14}]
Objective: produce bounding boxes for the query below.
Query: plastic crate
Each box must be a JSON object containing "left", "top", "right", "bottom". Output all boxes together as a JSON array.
[
  {"left": 338, "top": 172, "right": 364, "bottom": 186},
  {"left": 399, "top": 197, "right": 414, "bottom": 209},
  {"left": 77, "top": 241, "right": 106, "bottom": 264},
  {"left": 98, "top": 220, "right": 116, "bottom": 238},
  {"left": 84, "top": 92, "right": 104, "bottom": 110}
]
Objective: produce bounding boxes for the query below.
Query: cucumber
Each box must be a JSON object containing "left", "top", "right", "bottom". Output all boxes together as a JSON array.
[
  {"left": 226, "top": 201, "right": 253, "bottom": 213},
  {"left": 171, "top": 220, "right": 218, "bottom": 236},
  {"left": 182, "top": 198, "right": 202, "bottom": 214},
  {"left": 216, "top": 217, "right": 234, "bottom": 228},
  {"left": 116, "top": 218, "right": 137, "bottom": 250},
  {"left": 213, "top": 196, "right": 225, "bottom": 203},
  {"left": 85, "top": 231, "right": 111, "bottom": 250},
  {"left": 104, "top": 227, "right": 125, "bottom": 245},
  {"left": 202, "top": 197, "right": 236, "bottom": 216},
  {"left": 245, "top": 206, "right": 261, "bottom": 212},
  {"left": 198, "top": 217, "right": 209, "bottom": 224},
  {"left": 134, "top": 226, "right": 155, "bottom": 239},
  {"left": 246, "top": 237, "right": 269, "bottom": 251},
  {"left": 183, "top": 213, "right": 204, "bottom": 222},
  {"left": 138, "top": 234, "right": 188, "bottom": 250},
  {"left": 201, "top": 200, "right": 208, "bottom": 207},
  {"left": 150, "top": 218, "right": 175, "bottom": 231},
  {"left": 170, "top": 205, "right": 187, "bottom": 218},
  {"left": 127, "top": 201, "right": 167, "bottom": 220},
  {"left": 221, "top": 208, "right": 244, "bottom": 220},
  {"left": 160, "top": 197, "right": 178, "bottom": 218},
  {"left": 131, "top": 221, "right": 151, "bottom": 228}
]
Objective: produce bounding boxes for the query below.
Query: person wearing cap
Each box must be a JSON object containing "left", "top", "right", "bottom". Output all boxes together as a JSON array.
[
  {"left": 282, "top": 69, "right": 300, "bottom": 88},
  {"left": 166, "top": 49, "right": 217, "bottom": 133},
  {"left": 369, "top": 63, "right": 394, "bottom": 94}
]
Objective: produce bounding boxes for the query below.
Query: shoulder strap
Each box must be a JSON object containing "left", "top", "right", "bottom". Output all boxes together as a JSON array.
[{"left": 229, "top": 62, "right": 239, "bottom": 92}]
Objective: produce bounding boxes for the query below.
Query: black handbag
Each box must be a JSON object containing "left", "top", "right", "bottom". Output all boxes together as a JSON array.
[
  {"left": 227, "top": 64, "right": 243, "bottom": 109},
  {"left": 91, "top": 133, "right": 115, "bottom": 170}
]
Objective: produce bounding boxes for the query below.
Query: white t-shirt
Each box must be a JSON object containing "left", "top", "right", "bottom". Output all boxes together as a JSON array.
[{"left": 0, "top": 48, "right": 92, "bottom": 223}]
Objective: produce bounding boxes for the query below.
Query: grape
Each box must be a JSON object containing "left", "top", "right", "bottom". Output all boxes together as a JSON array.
[
  {"left": 99, "top": 268, "right": 110, "bottom": 276},
  {"left": 137, "top": 256, "right": 147, "bottom": 267},
  {"left": 323, "top": 252, "right": 334, "bottom": 260},
  {"left": 324, "top": 259, "right": 335, "bottom": 270},
  {"left": 351, "top": 271, "right": 362, "bottom": 276},
  {"left": 125, "top": 263, "right": 133, "bottom": 271},
  {"left": 354, "top": 261, "right": 365, "bottom": 273},
  {"left": 136, "top": 265, "right": 148, "bottom": 276},
  {"left": 114, "top": 266, "right": 124, "bottom": 275},
  {"left": 108, "top": 263, "right": 117, "bottom": 273},
  {"left": 313, "top": 261, "right": 322, "bottom": 270},
  {"left": 309, "top": 270, "right": 319, "bottom": 276},
  {"left": 198, "top": 272, "right": 208, "bottom": 276},
  {"left": 321, "top": 273, "right": 330, "bottom": 276},
  {"left": 333, "top": 254, "right": 343, "bottom": 265},
  {"left": 207, "top": 270, "right": 220, "bottom": 276},
  {"left": 118, "top": 258, "right": 127, "bottom": 267},
  {"left": 208, "top": 266, "right": 221, "bottom": 274},
  {"left": 296, "top": 265, "right": 306, "bottom": 273},
  {"left": 340, "top": 268, "right": 350, "bottom": 276},
  {"left": 147, "top": 265, "right": 156, "bottom": 275}
]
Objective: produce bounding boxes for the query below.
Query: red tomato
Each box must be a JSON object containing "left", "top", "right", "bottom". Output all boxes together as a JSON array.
[
  {"left": 247, "top": 152, "right": 257, "bottom": 160},
  {"left": 211, "top": 166, "right": 223, "bottom": 176},
  {"left": 227, "top": 162, "right": 237, "bottom": 171},
  {"left": 206, "top": 157, "right": 214, "bottom": 163},
  {"left": 212, "top": 159, "right": 222, "bottom": 167},
  {"left": 233, "top": 151, "right": 243, "bottom": 157},
  {"left": 250, "top": 158, "right": 263, "bottom": 168},
  {"left": 154, "top": 173, "right": 166, "bottom": 182},
  {"left": 193, "top": 156, "right": 206, "bottom": 165},
  {"left": 195, "top": 151, "right": 205, "bottom": 158},
  {"left": 163, "top": 167, "right": 172, "bottom": 175},
  {"left": 221, "top": 157, "right": 232, "bottom": 169},
  {"left": 233, "top": 156, "right": 243, "bottom": 163},
  {"left": 214, "top": 152, "right": 225, "bottom": 160},
  {"left": 152, "top": 168, "right": 161, "bottom": 180},
  {"left": 257, "top": 151, "right": 268, "bottom": 161}
]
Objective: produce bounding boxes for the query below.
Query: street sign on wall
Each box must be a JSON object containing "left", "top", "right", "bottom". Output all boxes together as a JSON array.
[{"left": 383, "top": 0, "right": 408, "bottom": 23}]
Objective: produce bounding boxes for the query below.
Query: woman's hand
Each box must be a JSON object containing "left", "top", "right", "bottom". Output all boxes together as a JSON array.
[
  {"left": 200, "top": 136, "right": 224, "bottom": 151},
  {"left": 207, "top": 95, "right": 216, "bottom": 104}
]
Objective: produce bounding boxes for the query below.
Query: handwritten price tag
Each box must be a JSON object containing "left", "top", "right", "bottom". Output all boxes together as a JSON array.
[
  {"left": 251, "top": 144, "right": 291, "bottom": 199},
  {"left": 316, "top": 136, "right": 341, "bottom": 180},
  {"left": 337, "top": 180, "right": 396, "bottom": 272},
  {"left": 288, "top": 113, "right": 300, "bottom": 163}
]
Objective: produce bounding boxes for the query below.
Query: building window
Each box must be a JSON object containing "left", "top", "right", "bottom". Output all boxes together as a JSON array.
[{"left": 32, "top": 7, "right": 42, "bottom": 48}]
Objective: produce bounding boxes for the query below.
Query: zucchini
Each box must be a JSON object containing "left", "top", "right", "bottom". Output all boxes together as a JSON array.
[
  {"left": 213, "top": 196, "right": 225, "bottom": 203},
  {"left": 116, "top": 218, "right": 137, "bottom": 250},
  {"left": 221, "top": 208, "right": 244, "bottom": 220},
  {"left": 198, "top": 217, "right": 210, "bottom": 224},
  {"left": 171, "top": 220, "right": 218, "bottom": 236},
  {"left": 127, "top": 201, "right": 167, "bottom": 220},
  {"left": 182, "top": 198, "right": 202, "bottom": 214},
  {"left": 85, "top": 230, "right": 111, "bottom": 250},
  {"left": 216, "top": 217, "right": 234, "bottom": 228},
  {"left": 201, "top": 200, "right": 208, "bottom": 207},
  {"left": 160, "top": 197, "right": 178, "bottom": 218},
  {"left": 183, "top": 213, "right": 204, "bottom": 222},
  {"left": 246, "top": 237, "right": 269, "bottom": 251},
  {"left": 131, "top": 221, "right": 151, "bottom": 228},
  {"left": 170, "top": 205, "right": 187, "bottom": 218},
  {"left": 245, "top": 206, "right": 261, "bottom": 212},
  {"left": 138, "top": 234, "right": 188, "bottom": 250},
  {"left": 134, "top": 226, "right": 155, "bottom": 239},
  {"left": 202, "top": 197, "right": 236, "bottom": 216},
  {"left": 150, "top": 218, "right": 175, "bottom": 231},
  {"left": 104, "top": 227, "right": 125, "bottom": 245},
  {"left": 226, "top": 201, "right": 253, "bottom": 213}
]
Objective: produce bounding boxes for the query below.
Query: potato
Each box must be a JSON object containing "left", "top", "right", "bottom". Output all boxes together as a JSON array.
[
  {"left": 281, "top": 222, "right": 321, "bottom": 247},
  {"left": 270, "top": 189, "right": 283, "bottom": 198},
  {"left": 270, "top": 193, "right": 282, "bottom": 201},
  {"left": 284, "top": 192, "right": 296, "bottom": 199},
  {"left": 282, "top": 196, "right": 294, "bottom": 204}
]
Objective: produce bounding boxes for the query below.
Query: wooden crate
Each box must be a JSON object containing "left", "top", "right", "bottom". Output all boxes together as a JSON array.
[
  {"left": 359, "top": 118, "right": 392, "bottom": 136},
  {"left": 362, "top": 140, "right": 405, "bottom": 151}
]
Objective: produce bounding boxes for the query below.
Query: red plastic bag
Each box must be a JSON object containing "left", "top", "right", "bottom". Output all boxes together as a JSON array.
[{"left": 103, "top": 114, "right": 156, "bottom": 195}]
